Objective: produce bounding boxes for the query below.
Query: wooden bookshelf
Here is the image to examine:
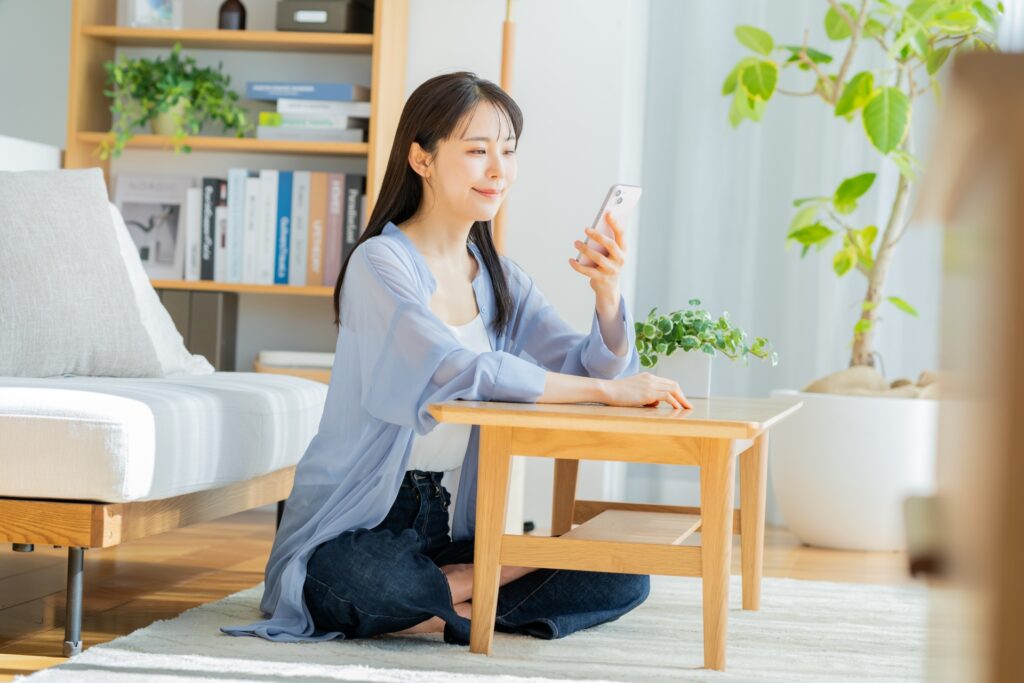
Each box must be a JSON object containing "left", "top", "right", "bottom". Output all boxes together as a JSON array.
[
  {"left": 150, "top": 280, "right": 334, "bottom": 297},
  {"left": 63, "top": 0, "right": 409, "bottom": 295},
  {"left": 80, "top": 25, "right": 374, "bottom": 53},
  {"left": 75, "top": 132, "right": 370, "bottom": 156}
]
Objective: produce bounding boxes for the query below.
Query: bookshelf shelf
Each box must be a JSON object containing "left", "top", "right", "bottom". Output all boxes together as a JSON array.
[
  {"left": 77, "top": 132, "right": 370, "bottom": 157},
  {"left": 80, "top": 25, "right": 375, "bottom": 54},
  {"left": 151, "top": 280, "right": 334, "bottom": 297}
]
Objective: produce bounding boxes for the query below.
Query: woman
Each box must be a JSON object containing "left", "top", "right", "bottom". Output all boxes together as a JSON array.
[{"left": 223, "top": 71, "right": 691, "bottom": 646}]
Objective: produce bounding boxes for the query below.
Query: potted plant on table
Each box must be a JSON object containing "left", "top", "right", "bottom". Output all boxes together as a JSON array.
[
  {"left": 636, "top": 298, "right": 777, "bottom": 398},
  {"left": 99, "top": 42, "right": 251, "bottom": 159},
  {"left": 722, "top": 1, "right": 1001, "bottom": 550}
]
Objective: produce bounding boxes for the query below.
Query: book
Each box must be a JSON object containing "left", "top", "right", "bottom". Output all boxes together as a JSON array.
[
  {"left": 113, "top": 174, "right": 193, "bottom": 280},
  {"left": 289, "top": 171, "right": 310, "bottom": 286},
  {"left": 257, "top": 170, "right": 278, "bottom": 285},
  {"left": 242, "top": 176, "right": 261, "bottom": 284},
  {"left": 199, "top": 177, "right": 226, "bottom": 281},
  {"left": 258, "top": 112, "right": 367, "bottom": 130},
  {"left": 274, "top": 171, "right": 293, "bottom": 285},
  {"left": 323, "top": 173, "right": 344, "bottom": 287},
  {"left": 306, "top": 172, "right": 328, "bottom": 287},
  {"left": 255, "top": 126, "right": 365, "bottom": 142},
  {"left": 245, "top": 81, "right": 370, "bottom": 102},
  {"left": 277, "top": 98, "right": 372, "bottom": 118},
  {"left": 225, "top": 168, "right": 251, "bottom": 283},
  {"left": 183, "top": 186, "right": 202, "bottom": 281},
  {"left": 342, "top": 174, "right": 365, "bottom": 263},
  {"left": 214, "top": 203, "right": 228, "bottom": 282}
]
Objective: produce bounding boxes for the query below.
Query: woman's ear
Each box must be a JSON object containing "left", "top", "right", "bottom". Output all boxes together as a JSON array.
[{"left": 408, "top": 142, "right": 433, "bottom": 179}]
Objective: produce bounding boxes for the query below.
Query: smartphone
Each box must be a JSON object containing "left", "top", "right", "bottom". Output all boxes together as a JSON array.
[{"left": 575, "top": 184, "right": 642, "bottom": 267}]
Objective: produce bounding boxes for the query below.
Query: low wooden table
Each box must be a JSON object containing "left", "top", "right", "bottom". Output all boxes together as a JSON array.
[{"left": 427, "top": 397, "right": 802, "bottom": 671}]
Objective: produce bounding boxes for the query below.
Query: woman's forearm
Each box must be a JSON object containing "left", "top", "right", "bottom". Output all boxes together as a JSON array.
[{"left": 537, "top": 371, "right": 609, "bottom": 404}]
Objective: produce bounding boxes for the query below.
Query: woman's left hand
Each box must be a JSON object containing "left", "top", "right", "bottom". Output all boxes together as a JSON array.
[{"left": 568, "top": 210, "right": 626, "bottom": 306}]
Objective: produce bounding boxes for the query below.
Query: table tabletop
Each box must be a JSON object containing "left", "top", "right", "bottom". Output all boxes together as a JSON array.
[{"left": 428, "top": 396, "right": 803, "bottom": 439}]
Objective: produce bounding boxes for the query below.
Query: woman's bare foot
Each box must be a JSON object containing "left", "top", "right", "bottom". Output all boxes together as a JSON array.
[{"left": 392, "top": 600, "right": 472, "bottom": 636}]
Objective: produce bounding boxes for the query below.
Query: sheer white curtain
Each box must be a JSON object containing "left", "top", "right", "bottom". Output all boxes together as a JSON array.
[{"left": 626, "top": 0, "right": 1019, "bottom": 521}]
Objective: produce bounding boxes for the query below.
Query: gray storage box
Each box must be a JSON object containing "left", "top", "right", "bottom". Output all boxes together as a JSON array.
[{"left": 276, "top": 0, "right": 374, "bottom": 33}]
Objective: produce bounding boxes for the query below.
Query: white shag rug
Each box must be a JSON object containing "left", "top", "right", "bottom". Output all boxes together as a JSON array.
[{"left": 18, "top": 575, "right": 927, "bottom": 682}]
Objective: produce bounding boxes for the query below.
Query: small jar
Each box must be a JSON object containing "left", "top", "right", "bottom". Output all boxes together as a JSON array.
[{"left": 218, "top": 0, "right": 247, "bottom": 30}]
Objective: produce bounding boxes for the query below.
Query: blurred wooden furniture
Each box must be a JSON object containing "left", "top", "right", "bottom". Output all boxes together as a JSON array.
[{"left": 428, "top": 397, "right": 801, "bottom": 672}]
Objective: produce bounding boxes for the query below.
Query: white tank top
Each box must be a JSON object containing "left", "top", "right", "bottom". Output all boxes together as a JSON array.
[{"left": 406, "top": 312, "right": 492, "bottom": 474}]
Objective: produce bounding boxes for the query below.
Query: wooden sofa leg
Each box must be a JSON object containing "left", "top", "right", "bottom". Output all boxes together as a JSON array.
[
  {"left": 63, "top": 547, "right": 84, "bottom": 657},
  {"left": 276, "top": 500, "right": 285, "bottom": 530}
]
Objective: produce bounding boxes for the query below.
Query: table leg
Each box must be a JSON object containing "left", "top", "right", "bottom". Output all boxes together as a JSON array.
[
  {"left": 551, "top": 459, "right": 579, "bottom": 536},
  {"left": 470, "top": 425, "right": 512, "bottom": 655},
  {"left": 739, "top": 432, "right": 768, "bottom": 611},
  {"left": 700, "top": 438, "right": 736, "bottom": 671}
]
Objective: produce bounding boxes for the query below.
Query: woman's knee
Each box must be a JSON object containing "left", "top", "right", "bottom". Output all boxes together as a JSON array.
[{"left": 606, "top": 572, "right": 651, "bottom": 609}]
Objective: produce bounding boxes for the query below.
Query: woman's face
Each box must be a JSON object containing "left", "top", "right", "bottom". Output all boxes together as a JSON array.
[{"left": 416, "top": 102, "right": 518, "bottom": 223}]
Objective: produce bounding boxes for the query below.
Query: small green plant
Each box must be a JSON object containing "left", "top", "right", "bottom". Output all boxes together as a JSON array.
[
  {"left": 100, "top": 43, "right": 251, "bottom": 159},
  {"left": 635, "top": 299, "right": 778, "bottom": 369}
]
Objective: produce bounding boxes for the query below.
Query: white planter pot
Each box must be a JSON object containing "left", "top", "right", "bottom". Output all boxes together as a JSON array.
[
  {"left": 652, "top": 350, "right": 712, "bottom": 398},
  {"left": 768, "top": 389, "right": 939, "bottom": 551}
]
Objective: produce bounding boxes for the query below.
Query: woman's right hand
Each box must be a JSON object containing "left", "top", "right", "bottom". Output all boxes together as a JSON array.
[{"left": 601, "top": 372, "right": 693, "bottom": 410}]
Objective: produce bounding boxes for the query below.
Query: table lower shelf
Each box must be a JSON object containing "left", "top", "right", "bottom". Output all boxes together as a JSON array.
[{"left": 500, "top": 510, "right": 705, "bottom": 577}]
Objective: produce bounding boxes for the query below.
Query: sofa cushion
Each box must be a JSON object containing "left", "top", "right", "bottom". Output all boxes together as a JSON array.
[
  {"left": 0, "top": 168, "right": 163, "bottom": 377},
  {"left": 0, "top": 372, "right": 327, "bottom": 503},
  {"left": 109, "top": 202, "right": 214, "bottom": 376}
]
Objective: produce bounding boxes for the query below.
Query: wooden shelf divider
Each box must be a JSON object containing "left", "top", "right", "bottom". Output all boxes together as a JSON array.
[
  {"left": 76, "top": 132, "right": 369, "bottom": 157},
  {"left": 151, "top": 280, "right": 334, "bottom": 297},
  {"left": 80, "top": 25, "right": 375, "bottom": 53}
]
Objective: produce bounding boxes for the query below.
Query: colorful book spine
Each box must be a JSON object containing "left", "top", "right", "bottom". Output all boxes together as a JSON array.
[
  {"left": 200, "top": 177, "right": 225, "bottom": 281},
  {"left": 258, "top": 170, "right": 278, "bottom": 285},
  {"left": 274, "top": 171, "right": 293, "bottom": 285},
  {"left": 225, "top": 168, "right": 250, "bottom": 283},
  {"left": 306, "top": 172, "right": 327, "bottom": 287},
  {"left": 276, "top": 98, "right": 371, "bottom": 118},
  {"left": 289, "top": 171, "right": 310, "bottom": 286},
  {"left": 242, "top": 176, "right": 261, "bottom": 284},
  {"left": 342, "top": 174, "right": 365, "bottom": 263},
  {"left": 246, "top": 81, "right": 370, "bottom": 102},
  {"left": 322, "top": 173, "right": 345, "bottom": 287},
  {"left": 184, "top": 187, "right": 202, "bottom": 281}
]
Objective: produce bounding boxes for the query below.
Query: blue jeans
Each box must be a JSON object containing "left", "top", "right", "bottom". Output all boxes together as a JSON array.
[{"left": 303, "top": 469, "right": 650, "bottom": 645}]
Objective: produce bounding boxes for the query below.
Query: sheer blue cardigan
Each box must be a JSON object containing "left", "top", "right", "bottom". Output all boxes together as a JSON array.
[{"left": 222, "top": 220, "right": 640, "bottom": 642}]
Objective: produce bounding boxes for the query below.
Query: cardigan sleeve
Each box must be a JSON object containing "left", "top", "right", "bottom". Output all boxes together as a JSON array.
[
  {"left": 346, "top": 241, "right": 548, "bottom": 434},
  {"left": 503, "top": 256, "right": 640, "bottom": 380}
]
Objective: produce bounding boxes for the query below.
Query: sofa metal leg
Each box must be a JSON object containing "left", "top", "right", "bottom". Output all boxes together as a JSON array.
[
  {"left": 63, "top": 547, "right": 84, "bottom": 657},
  {"left": 276, "top": 500, "right": 285, "bottom": 530}
]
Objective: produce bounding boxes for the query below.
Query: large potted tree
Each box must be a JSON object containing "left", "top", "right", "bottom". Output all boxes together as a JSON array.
[{"left": 722, "top": 0, "right": 1001, "bottom": 550}]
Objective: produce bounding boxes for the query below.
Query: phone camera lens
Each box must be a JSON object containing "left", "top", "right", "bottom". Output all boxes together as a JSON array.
[
  {"left": 615, "top": 190, "right": 623, "bottom": 196},
  {"left": 616, "top": 197, "right": 623, "bottom": 204}
]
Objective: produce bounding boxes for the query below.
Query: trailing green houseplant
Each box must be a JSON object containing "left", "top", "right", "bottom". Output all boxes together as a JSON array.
[
  {"left": 722, "top": 0, "right": 1001, "bottom": 369},
  {"left": 636, "top": 299, "right": 778, "bottom": 369},
  {"left": 100, "top": 42, "right": 251, "bottom": 159}
]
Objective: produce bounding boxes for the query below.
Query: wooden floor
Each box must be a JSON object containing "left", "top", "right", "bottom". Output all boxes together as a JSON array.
[{"left": 0, "top": 508, "right": 912, "bottom": 680}]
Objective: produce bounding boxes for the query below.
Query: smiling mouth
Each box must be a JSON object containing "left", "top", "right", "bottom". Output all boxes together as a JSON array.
[{"left": 474, "top": 189, "right": 501, "bottom": 198}]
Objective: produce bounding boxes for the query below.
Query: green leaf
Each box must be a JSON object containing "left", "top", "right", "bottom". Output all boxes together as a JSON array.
[
  {"left": 825, "top": 3, "right": 857, "bottom": 40},
  {"left": 787, "top": 222, "right": 835, "bottom": 249},
  {"left": 781, "top": 45, "right": 833, "bottom": 71},
  {"left": 973, "top": 1, "right": 998, "bottom": 28},
  {"left": 834, "top": 172, "right": 877, "bottom": 213},
  {"left": 862, "top": 87, "right": 910, "bottom": 154},
  {"left": 789, "top": 204, "right": 819, "bottom": 231},
  {"left": 728, "top": 88, "right": 752, "bottom": 127},
  {"left": 721, "top": 57, "right": 759, "bottom": 96},
  {"left": 891, "top": 149, "right": 921, "bottom": 182},
  {"left": 835, "top": 71, "right": 876, "bottom": 118},
  {"left": 854, "top": 318, "right": 873, "bottom": 336},
  {"left": 927, "top": 46, "right": 951, "bottom": 75},
  {"left": 735, "top": 25, "right": 774, "bottom": 55},
  {"left": 833, "top": 247, "right": 857, "bottom": 276},
  {"left": 793, "top": 196, "right": 828, "bottom": 207},
  {"left": 887, "top": 296, "right": 919, "bottom": 316},
  {"left": 740, "top": 60, "right": 778, "bottom": 100},
  {"left": 934, "top": 10, "right": 978, "bottom": 33},
  {"left": 864, "top": 17, "right": 887, "bottom": 38}
]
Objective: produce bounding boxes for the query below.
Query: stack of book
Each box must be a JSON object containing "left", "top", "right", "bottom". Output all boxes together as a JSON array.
[
  {"left": 114, "top": 170, "right": 368, "bottom": 288},
  {"left": 246, "top": 81, "right": 371, "bottom": 143}
]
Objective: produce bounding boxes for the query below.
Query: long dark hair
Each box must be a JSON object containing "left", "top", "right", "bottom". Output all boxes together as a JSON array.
[{"left": 333, "top": 71, "right": 522, "bottom": 334}]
